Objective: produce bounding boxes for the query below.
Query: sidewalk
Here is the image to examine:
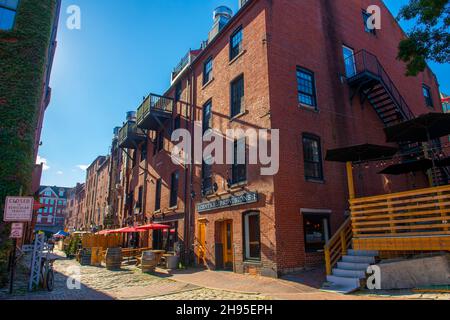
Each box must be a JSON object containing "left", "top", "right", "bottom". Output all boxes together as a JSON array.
[{"left": 156, "top": 268, "right": 384, "bottom": 300}]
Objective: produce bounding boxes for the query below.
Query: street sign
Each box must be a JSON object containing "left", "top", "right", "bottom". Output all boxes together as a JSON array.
[
  {"left": 10, "top": 223, "right": 23, "bottom": 239},
  {"left": 3, "top": 196, "right": 34, "bottom": 222}
]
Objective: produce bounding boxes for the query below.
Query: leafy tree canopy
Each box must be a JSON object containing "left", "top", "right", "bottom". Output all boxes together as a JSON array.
[{"left": 397, "top": 0, "right": 449, "bottom": 76}]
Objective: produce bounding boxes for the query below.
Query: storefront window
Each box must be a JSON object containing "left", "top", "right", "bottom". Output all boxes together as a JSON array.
[
  {"left": 243, "top": 211, "right": 261, "bottom": 261},
  {"left": 153, "top": 221, "right": 178, "bottom": 252},
  {"left": 303, "top": 213, "right": 330, "bottom": 252}
]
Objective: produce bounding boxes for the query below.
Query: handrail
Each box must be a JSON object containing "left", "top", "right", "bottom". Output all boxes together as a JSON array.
[
  {"left": 137, "top": 93, "right": 174, "bottom": 125},
  {"left": 345, "top": 49, "right": 415, "bottom": 121},
  {"left": 324, "top": 218, "right": 352, "bottom": 275}
]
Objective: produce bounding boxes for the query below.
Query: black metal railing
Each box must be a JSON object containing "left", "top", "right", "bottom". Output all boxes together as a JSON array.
[
  {"left": 118, "top": 121, "right": 143, "bottom": 146},
  {"left": 345, "top": 50, "right": 415, "bottom": 121},
  {"left": 137, "top": 93, "right": 174, "bottom": 125}
]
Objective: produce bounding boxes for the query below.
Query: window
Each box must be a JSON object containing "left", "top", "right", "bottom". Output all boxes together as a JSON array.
[
  {"left": 362, "top": 10, "right": 376, "bottom": 35},
  {"left": 302, "top": 134, "right": 324, "bottom": 181},
  {"left": 343, "top": 46, "right": 356, "bottom": 78},
  {"left": 0, "top": 0, "right": 18, "bottom": 31},
  {"left": 243, "top": 212, "right": 261, "bottom": 261},
  {"left": 170, "top": 171, "right": 179, "bottom": 208},
  {"left": 140, "top": 141, "right": 147, "bottom": 162},
  {"left": 203, "top": 100, "right": 212, "bottom": 134},
  {"left": 296, "top": 68, "right": 317, "bottom": 108},
  {"left": 423, "top": 85, "right": 434, "bottom": 108},
  {"left": 202, "top": 156, "right": 213, "bottom": 196},
  {"left": 231, "top": 138, "right": 247, "bottom": 185},
  {"left": 155, "top": 130, "right": 164, "bottom": 153},
  {"left": 203, "top": 57, "right": 213, "bottom": 85},
  {"left": 303, "top": 213, "right": 330, "bottom": 252},
  {"left": 175, "top": 82, "right": 182, "bottom": 101},
  {"left": 231, "top": 75, "right": 244, "bottom": 118},
  {"left": 155, "top": 179, "right": 162, "bottom": 211},
  {"left": 137, "top": 186, "right": 143, "bottom": 209},
  {"left": 230, "top": 27, "right": 243, "bottom": 60}
]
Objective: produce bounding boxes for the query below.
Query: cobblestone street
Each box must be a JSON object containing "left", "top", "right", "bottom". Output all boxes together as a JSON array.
[
  {"left": 1, "top": 252, "right": 449, "bottom": 301},
  {"left": 0, "top": 255, "right": 267, "bottom": 300}
]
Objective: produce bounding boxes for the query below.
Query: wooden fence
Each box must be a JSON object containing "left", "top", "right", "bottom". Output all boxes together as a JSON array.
[
  {"left": 81, "top": 234, "right": 122, "bottom": 249},
  {"left": 350, "top": 185, "right": 450, "bottom": 251}
]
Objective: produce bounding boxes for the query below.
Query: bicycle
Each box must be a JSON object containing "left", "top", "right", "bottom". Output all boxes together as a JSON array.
[{"left": 40, "top": 256, "right": 56, "bottom": 291}]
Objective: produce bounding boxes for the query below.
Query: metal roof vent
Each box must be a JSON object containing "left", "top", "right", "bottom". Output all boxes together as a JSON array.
[
  {"left": 126, "top": 111, "right": 136, "bottom": 122},
  {"left": 208, "top": 6, "right": 233, "bottom": 43}
]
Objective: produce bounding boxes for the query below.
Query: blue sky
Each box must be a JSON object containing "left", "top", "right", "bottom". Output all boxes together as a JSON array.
[{"left": 39, "top": 0, "right": 450, "bottom": 187}]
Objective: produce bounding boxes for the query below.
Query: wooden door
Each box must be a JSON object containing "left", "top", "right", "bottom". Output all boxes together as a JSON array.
[
  {"left": 197, "top": 221, "right": 206, "bottom": 264},
  {"left": 222, "top": 220, "right": 233, "bottom": 268}
]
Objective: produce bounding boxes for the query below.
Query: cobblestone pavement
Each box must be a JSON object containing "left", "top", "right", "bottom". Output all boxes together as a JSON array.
[
  {"left": 1, "top": 252, "right": 449, "bottom": 300},
  {"left": 0, "top": 256, "right": 267, "bottom": 300}
]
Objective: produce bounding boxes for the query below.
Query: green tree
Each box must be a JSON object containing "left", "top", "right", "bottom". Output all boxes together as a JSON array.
[{"left": 397, "top": 0, "right": 449, "bottom": 76}]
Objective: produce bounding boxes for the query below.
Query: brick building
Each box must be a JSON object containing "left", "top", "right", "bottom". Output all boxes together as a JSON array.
[
  {"left": 0, "top": 0, "right": 62, "bottom": 246},
  {"left": 35, "top": 186, "right": 71, "bottom": 234},
  {"left": 110, "top": 0, "right": 444, "bottom": 277},
  {"left": 65, "top": 183, "right": 86, "bottom": 232},
  {"left": 83, "top": 156, "right": 107, "bottom": 231}
]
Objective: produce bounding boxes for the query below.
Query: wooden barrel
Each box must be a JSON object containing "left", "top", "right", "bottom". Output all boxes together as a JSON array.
[
  {"left": 141, "top": 251, "right": 157, "bottom": 273},
  {"left": 80, "top": 248, "right": 92, "bottom": 266},
  {"left": 105, "top": 247, "right": 122, "bottom": 270}
]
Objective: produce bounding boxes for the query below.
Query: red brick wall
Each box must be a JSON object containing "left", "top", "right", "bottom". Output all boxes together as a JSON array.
[
  {"left": 265, "top": 0, "right": 437, "bottom": 273},
  {"left": 121, "top": 0, "right": 442, "bottom": 277}
]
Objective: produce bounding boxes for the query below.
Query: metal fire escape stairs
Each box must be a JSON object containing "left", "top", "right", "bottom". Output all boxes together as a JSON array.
[
  {"left": 323, "top": 50, "right": 450, "bottom": 294},
  {"left": 346, "top": 50, "right": 449, "bottom": 186}
]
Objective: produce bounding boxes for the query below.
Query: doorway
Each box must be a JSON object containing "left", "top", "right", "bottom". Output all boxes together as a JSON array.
[
  {"left": 221, "top": 220, "right": 234, "bottom": 270},
  {"left": 197, "top": 220, "right": 207, "bottom": 265}
]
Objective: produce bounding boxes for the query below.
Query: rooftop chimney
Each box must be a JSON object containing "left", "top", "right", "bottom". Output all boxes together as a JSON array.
[{"left": 208, "top": 6, "right": 233, "bottom": 43}]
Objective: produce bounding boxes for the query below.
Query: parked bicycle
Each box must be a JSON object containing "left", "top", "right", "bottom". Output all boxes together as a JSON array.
[{"left": 40, "top": 255, "right": 56, "bottom": 291}]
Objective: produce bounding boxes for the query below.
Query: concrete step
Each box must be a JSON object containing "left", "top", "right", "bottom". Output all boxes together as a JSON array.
[
  {"left": 337, "top": 261, "right": 370, "bottom": 271},
  {"left": 342, "top": 255, "right": 375, "bottom": 264},
  {"left": 348, "top": 249, "right": 379, "bottom": 257},
  {"left": 332, "top": 268, "right": 366, "bottom": 279},
  {"left": 326, "top": 275, "right": 360, "bottom": 288}
]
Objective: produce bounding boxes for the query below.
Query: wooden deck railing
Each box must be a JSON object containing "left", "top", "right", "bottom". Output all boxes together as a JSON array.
[
  {"left": 324, "top": 218, "right": 352, "bottom": 275},
  {"left": 350, "top": 185, "right": 450, "bottom": 239}
]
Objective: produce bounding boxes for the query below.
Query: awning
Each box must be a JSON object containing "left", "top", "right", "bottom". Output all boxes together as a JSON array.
[
  {"left": 378, "top": 159, "right": 433, "bottom": 175},
  {"left": 384, "top": 113, "right": 450, "bottom": 143},
  {"left": 325, "top": 144, "right": 398, "bottom": 163},
  {"left": 135, "top": 223, "right": 170, "bottom": 231}
]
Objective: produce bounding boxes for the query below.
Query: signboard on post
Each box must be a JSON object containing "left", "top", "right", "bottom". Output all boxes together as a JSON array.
[
  {"left": 3, "top": 196, "right": 34, "bottom": 222},
  {"left": 10, "top": 223, "right": 23, "bottom": 239}
]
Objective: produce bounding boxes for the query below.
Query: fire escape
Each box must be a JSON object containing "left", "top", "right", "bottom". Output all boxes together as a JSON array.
[{"left": 346, "top": 50, "right": 449, "bottom": 186}]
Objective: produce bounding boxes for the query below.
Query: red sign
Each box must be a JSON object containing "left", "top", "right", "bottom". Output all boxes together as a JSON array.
[
  {"left": 10, "top": 223, "right": 23, "bottom": 239},
  {"left": 3, "top": 197, "right": 34, "bottom": 222}
]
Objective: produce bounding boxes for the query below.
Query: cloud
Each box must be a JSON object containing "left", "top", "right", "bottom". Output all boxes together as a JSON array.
[
  {"left": 76, "top": 165, "right": 89, "bottom": 171},
  {"left": 56, "top": 171, "right": 63, "bottom": 175},
  {"left": 36, "top": 156, "right": 50, "bottom": 171}
]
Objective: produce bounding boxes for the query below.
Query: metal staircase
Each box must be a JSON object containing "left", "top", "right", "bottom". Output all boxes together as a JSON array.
[
  {"left": 346, "top": 50, "right": 415, "bottom": 126},
  {"left": 346, "top": 50, "right": 450, "bottom": 186}
]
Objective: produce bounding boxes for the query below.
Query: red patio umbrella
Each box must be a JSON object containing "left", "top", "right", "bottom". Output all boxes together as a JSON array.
[{"left": 135, "top": 223, "right": 170, "bottom": 231}]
